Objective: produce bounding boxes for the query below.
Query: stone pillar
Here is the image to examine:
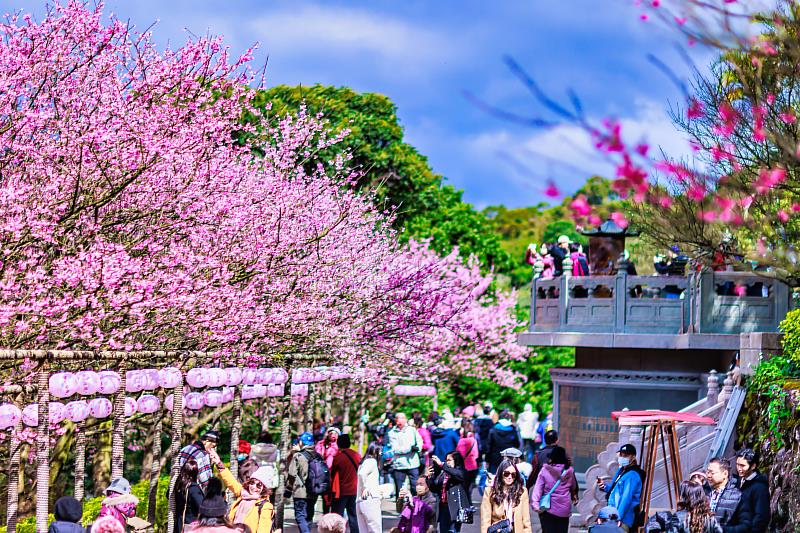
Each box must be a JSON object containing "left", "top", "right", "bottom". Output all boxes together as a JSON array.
[
  {"left": 706, "top": 370, "right": 720, "bottom": 405},
  {"left": 719, "top": 371, "right": 734, "bottom": 404}
]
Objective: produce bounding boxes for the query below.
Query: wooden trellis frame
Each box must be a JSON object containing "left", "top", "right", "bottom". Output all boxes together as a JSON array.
[{"left": 0, "top": 349, "right": 331, "bottom": 533}]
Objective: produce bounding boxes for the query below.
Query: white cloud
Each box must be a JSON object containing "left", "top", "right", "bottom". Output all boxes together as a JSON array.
[
  {"left": 246, "top": 5, "right": 458, "bottom": 76},
  {"left": 465, "top": 99, "right": 697, "bottom": 199}
]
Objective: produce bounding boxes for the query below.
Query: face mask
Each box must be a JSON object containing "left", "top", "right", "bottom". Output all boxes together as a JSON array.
[
  {"left": 618, "top": 457, "right": 630, "bottom": 467},
  {"left": 237, "top": 453, "right": 248, "bottom": 462}
]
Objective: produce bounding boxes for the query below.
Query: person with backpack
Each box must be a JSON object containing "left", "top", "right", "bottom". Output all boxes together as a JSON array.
[
  {"left": 286, "top": 432, "right": 330, "bottom": 533},
  {"left": 597, "top": 444, "right": 645, "bottom": 532},
  {"left": 531, "top": 446, "right": 577, "bottom": 533},
  {"left": 388, "top": 413, "right": 424, "bottom": 498},
  {"left": 331, "top": 434, "right": 362, "bottom": 533},
  {"left": 486, "top": 410, "right": 522, "bottom": 475}
]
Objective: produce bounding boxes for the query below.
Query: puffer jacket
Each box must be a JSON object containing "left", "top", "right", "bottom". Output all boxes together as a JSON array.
[
  {"left": 218, "top": 467, "right": 274, "bottom": 533},
  {"left": 645, "top": 510, "right": 722, "bottom": 533},
  {"left": 49, "top": 522, "right": 86, "bottom": 533},
  {"left": 705, "top": 480, "right": 751, "bottom": 533},
  {"left": 250, "top": 443, "right": 279, "bottom": 465},
  {"left": 531, "top": 464, "right": 575, "bottom": 518}
]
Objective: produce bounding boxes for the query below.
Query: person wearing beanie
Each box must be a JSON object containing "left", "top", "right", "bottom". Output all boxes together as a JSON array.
[
  {"left": 237, "top": 440, "right": 252, "bottom": 463},
  {"left": 287, "top": 432, "right": 321, "bottom": 533},
  {"left": 208, "top": 448, "right": 275, "bottom": 533},
  {"left": 589, "top": 506, "right": 626, "bottom": 532},
  {"left": 98, "top": 478, "right": 139, "bottom": 531},
  {"left": 185, "top": 495, "right": 238, "bottom": 532},
  {"left": 50, "top": 496, "right": 85, "bottom": 533}
]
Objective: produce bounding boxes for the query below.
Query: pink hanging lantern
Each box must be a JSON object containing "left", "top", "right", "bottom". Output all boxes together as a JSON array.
[
  {"left": 49, "top": 402, "right": 67, "bottom": 424},
  {"left": 221, "top": 387, "right": 234, "bottom": 403},
  {"left": 49, "top": 372, "right": 79, "bottom": 399},
  {"left": 125, "top": 370, "right": 145, "bottom": 393},
  {"left": 66, "top": 400, "right": 90, "bottom": 423},
  {"left": 268, "top": 384, "right": 284, "bottom": 397},
  {"left": 207, "top": 368, "right": 227, "bottom": 388},
  {"left": 291, "top": 383, "right": 308, "bottom": 397},
  {"left": 393, "top": 385, "right": 437, "bottom": 397},
  {"left": 184, "top": 392, "right": 204, "bottom": 410},
  {"left": 75, "top": 371, "right": 101, "bottom": 396},
  {"left": 141, "top": 369, "right": 160, "bottom": 391},
  {"left": 274, "top": 368, "right": 289, "bottom": 384},
  {"left": 0, "top": 404, "right": 22, "bottom": 429},
  {"left": 186, "top": 368, "right": 208, "bottom": 389},
  {"left": 137, "top": 394, "right": 160, "bottom": 414},
  {"left": 159, "top": 367, "right": 182, "bottom": 389},
  {"left": 242, "top": 368, "right": 258, "bottom": 386},
  {"left": 164, "top": 394, "right": 174, "bottom": 411},
  {"left": 89, "top": 398, "right": 113, "bottom": 419},
  {"left": 203, "top": 389, "right": 223, "bottom": 407},
  {"left": 225, "top": 367, "right": 243, "bottom": 386},
  {"left": 98, "top": 371, "right": 122, "bottom": 395},
  {"left": 256, "top": 368, "right": 272, "bottom": 385},
  {"left": 22, "top": 404, "right": 38, "bottom": 426},
  {"left": 124, "top": 397, "right": 137, "bottom": 417}
]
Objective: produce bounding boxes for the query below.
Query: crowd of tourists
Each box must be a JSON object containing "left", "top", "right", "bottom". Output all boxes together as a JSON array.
[{"left": 47, "top": 401, "right": 773, "bottom": 533}]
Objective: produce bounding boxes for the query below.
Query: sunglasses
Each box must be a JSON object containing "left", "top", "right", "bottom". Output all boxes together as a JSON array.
[
  {"left": 247, "top": 479, "right": 265, "bottom": 490},
  {"left": 501, "top": 471, "right": 516, "bottom": 478}
]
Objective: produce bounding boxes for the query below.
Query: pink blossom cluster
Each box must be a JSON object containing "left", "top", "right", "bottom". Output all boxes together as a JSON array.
[{"left": 0, "top": 2, "right": 525, "bottom": 392}]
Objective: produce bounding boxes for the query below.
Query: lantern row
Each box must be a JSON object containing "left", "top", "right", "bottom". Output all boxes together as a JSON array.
[
  {"left": 393, "top": 385, "right": 437, "bottom": 397},
  {"left": 0, "top": 382, "right": 312, "bottom": 429}
]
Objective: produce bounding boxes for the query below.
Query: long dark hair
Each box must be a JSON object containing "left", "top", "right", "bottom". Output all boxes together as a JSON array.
[
  {"left": 447, "top": 451, "right": 465, "bottom": 470},
  {"left": 176, "top": 459, "right": 198, "bottom": 493},
  {"left": 678, "top": 480, "right": 714, "bottom": 532},
  {"left": 361, "top": 442, "right": 381, "bottom": 465},
  {"left": 491, "top": 459, "right": 524, "bottom": 507}
]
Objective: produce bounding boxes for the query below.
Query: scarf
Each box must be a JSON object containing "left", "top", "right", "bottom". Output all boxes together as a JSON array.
[{"left": 233, "top": 488, "right": 261, "bottom": 524}]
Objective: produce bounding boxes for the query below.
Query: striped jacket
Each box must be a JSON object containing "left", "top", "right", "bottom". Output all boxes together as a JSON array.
[{"left": 178, "top": 441, "right": 213, "bottom": 489}]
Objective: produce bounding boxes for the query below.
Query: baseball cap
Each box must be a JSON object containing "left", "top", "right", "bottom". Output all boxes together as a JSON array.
[
  {"left": 618, "top": 443, "right": 637, "bottom": 456},
  {"left": 598, "top": 506, "right": 619, "bottom": 520},
  {"left": 557, "top": 235, "right": 572, "bottom": 245},
  {"left": 500, "top": 447, "right": 523, "bottom": 459},
  {"left": 202, "top": 430, "right": 220, "bottom": 443}
]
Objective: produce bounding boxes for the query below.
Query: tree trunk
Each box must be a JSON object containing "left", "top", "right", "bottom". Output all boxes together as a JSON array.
[
  {"left": 274, "top": 393, "right": 292, "bottom": 530},
  {"left": 92, "top": 420, "right": 113, "bottom": 493}
]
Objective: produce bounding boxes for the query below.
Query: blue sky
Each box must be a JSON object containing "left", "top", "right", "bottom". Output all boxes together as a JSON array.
[{"left": 2, "top": 0, "right": 711, "bottom": 208}]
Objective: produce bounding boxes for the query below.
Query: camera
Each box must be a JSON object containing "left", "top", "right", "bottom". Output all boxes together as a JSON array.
[{"left": 457, "top": 505, "right": 477, "bottom": 524}]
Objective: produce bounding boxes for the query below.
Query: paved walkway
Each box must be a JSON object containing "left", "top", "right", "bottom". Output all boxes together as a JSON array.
[{"left": 282, "top": 488, "right": 546, "bottom": 532}]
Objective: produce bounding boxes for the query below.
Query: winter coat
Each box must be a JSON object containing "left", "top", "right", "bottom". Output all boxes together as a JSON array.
[
  {"left": 185, "top": 525, "right": 238, "bottom": 533},
  {"left": 49, "top": 522, "right": 86, "bottom": 533},
  {"left": 315, "top": 439, "right": 339, "bottom": 469},
  {"left": 549, "top": 246, "right": 567, "bottom": 276},
  {"left": 218, "top": 466, "right": 274, "bottom": 533},
  {"left": 417, "top": 426, "right": 433, "bottom": 454},
  {"left": 588, "top": 522, "right": 626, "bottom": 533},
  {"left": 517, "top": 408, "right": 539, "bottom": 441},
  {"left": 397, "top": 495, "right": 436, "bottom": 533},
  {"left": 487, "top": 421, "right": 522, "bottom": 474},
  {"left": 571, "top": 252, "right": 589, "bottom": 276},
  {"left": 430, "top": 427, "right": 460, "bottom": 462},
  {"left": 287, "top": 445, "right": 316, "bottom": 499},
  {"left": 426, "top": 464, "right": 469, "bottom": 524},
  {"left": 605, "top": 466, "right": 643, "bottom": 528},
  {"left": 531, "top": 464, "right": 576, "bottom": 518},
  {"left": 178, "top": 442, "right": 213, "bottom": 489},
  {"left": 456, "top": 436, "right": 479, "bottom": 471},
  {"left": 473, "top": 416, "right": 494, "bottom": 456},
  {"left": 541, "top": 255, "right": 555, "bottom": 278},
  {"left": 739, "top": 472, "right": 771, "bottom": 533},
  {"left": 174, "top": 482, "right": 204, "bottom": 533},
  {"left": 705, "top": 480, "right": 751, "bottom": 533},
  {"left": 388, "top": 425, "right": 423, "bottom": 470},
  {"left": 645, "top": 510, "right": 722, "bottom": 533},
  {"left": 480, "top": 487, "right": 532, "bottom": 533}
]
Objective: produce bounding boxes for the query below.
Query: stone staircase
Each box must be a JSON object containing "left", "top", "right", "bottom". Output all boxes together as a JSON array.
[{"left": 570, "top": 369, "right": 737, "bottom": 530}]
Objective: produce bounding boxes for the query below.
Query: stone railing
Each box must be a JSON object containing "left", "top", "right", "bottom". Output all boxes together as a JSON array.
[
  {"left": 572, "top": 370, "right": 731, "bottom": 528},
  {"left": 531, "top": 268, "right": 790, "bottom": 336}
]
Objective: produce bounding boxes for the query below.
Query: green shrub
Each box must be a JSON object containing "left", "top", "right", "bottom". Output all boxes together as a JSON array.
[{"left": 780, "top": 308, "right": 800, "bottom": 365}]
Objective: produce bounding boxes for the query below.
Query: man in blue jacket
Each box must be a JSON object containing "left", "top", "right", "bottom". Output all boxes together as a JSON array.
[{"left": 597, "top": 444, "right": 643, "bottom": 532}]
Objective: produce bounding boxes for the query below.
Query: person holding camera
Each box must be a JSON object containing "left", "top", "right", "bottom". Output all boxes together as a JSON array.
[
  {"left": 426, "top": 451, "right": 472, "bottom": 533},
  {"left": 388, "top": 413, "right": 424, "bottom": 498}
]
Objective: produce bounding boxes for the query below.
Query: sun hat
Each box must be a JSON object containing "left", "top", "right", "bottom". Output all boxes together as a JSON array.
[{"left": 104, "top": 477, "right": 132, "bottom": 496}]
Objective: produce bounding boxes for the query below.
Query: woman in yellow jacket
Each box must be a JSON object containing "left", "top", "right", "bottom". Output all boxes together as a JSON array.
[
  {"left": 480, "top": 459, "right": 532, "bottom": 533},
  {"left": 210, "top": 450, "right": 278, "bottom": 533}
]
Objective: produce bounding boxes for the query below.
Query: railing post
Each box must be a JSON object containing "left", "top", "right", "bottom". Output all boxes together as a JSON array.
[
  {"left": 706, "top": 370, "right": 720, "bottom": 405},
  {"left": 774, "top": 277, "right": 789, "bottom": 332},
  {"left": 615, "top": 270, "right": 627, "bottom": 333},
  {"left": 559, "top": 274, "right": 569, "bottom": 329},
  {"left": 697, "top": 271, "right": 714, "bottom": 333}
]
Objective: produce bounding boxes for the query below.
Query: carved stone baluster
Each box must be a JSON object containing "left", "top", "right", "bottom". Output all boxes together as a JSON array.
[
  {"left": 533, "top": 260, "right": 544, "bottom": 280},
  {"left": 718, "top": 371, "right": 734, "bottom": 404},
  {"left": 706, "top": 370, "right": 720, "bottom": 406}
]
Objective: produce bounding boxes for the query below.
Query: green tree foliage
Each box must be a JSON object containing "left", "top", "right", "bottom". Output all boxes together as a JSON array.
[{"left": 247, "top": 85, "right": 511, "bottom": 273}]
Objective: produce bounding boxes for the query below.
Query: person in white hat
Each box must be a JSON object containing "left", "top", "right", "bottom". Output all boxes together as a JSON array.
[
  {"left": 98, "top": 478, "right": 139, "bottom": 531},
  {"left": 549, "top": 235, "right": 572, "bottom": 276}
]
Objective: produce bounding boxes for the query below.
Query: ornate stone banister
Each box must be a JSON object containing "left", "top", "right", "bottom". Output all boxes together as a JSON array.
[{"left": 571, "top": 370, "right": 727, "bottom": 529}]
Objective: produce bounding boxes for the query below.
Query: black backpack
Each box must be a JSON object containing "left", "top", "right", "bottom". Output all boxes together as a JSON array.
[{"left": 302, "top": 450, "right": 331, "bottom": 495}]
